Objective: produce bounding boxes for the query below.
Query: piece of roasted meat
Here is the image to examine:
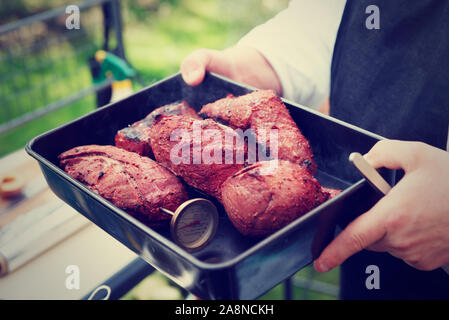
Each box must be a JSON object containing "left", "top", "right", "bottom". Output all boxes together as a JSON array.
[
  {"left": 115, "top": 100, "right": 199, "bottom": 157},
  {"left": 321, "top": 187, "right": 342, "bottom": 199},
  {"left": 221, "top": 160, "right": 329, "bottom": 237},
  {"left": 150, "top": 115, "right": 246, "bottom": 201},
  {"left": 200, "top": 90, "right": 317, "bottom": 174},
  {"left": 59, "top": 145, "right": 188, "bottom": 227}
]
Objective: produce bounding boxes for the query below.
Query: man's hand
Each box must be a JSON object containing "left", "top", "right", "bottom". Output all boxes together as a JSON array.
[
  {"left": 314, "top": 140, "right": 449, "bottom": 272},
  {"left": 180, "top": 46, "right": 282, "bottom": 94}
]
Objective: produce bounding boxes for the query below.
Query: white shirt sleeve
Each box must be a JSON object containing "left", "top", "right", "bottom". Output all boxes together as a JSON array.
[{"left": 238, "top": 0, "right": 346, "bottom": 109}]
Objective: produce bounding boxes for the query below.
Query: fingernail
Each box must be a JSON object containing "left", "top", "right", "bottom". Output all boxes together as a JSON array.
[
  {"left": 185, "top": 69, "right": 202, "bottom": 85},
  {"left": 314, "top": 260, "right": 329, "bottom": 273}
]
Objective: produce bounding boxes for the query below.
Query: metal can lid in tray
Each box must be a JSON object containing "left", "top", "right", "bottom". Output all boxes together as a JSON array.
[{"left": 26, "top": 72, "right": 395, "bottom": 299}]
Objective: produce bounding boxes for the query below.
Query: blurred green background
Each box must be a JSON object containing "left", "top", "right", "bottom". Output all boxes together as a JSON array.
[
  {"left": 0, "top": 0, "right": 290, "bottom": 156},
  {"left": 0, "top": 0, "right": 339, "bottom": 300}
]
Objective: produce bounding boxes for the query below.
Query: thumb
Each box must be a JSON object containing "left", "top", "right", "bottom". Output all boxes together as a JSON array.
[
  {"left": 180, "top": 48, "right": 232, "bottom": 86},
  {"left": 363, "top": 139, "right": 424, "bottom": 172},
  {"left": 314, "top": 197, "right": 390, "bottom": 272}
]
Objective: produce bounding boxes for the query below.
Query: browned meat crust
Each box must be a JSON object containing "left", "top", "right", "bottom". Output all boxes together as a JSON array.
[
  {"left": 200, "top": 90, "right": 317, "bottom": 174},
  {"left": 221, "top": 160, "right": 328, "bottom": 237},
  {"left": 321, "top": 187, "right": 342, "bottom": 199},
  {"left": 59, "top": 145, "right": 188, "bottom": 227},
  {"left": 115, "top": 101, "right": 199, "bottom": 157},
  {"left": 149, "top": 115, "right": 246, "bottom": 201}
]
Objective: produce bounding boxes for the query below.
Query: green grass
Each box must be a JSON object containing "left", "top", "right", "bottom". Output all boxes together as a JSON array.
[{"left": 122, "top": 0, "right": 257, "bottom": 84}]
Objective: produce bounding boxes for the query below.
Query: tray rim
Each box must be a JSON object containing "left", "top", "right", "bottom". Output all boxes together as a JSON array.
[{"left": 25, "top": 71, "right": 387, "bottom": 271}]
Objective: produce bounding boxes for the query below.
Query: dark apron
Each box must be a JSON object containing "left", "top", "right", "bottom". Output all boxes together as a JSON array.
[{"left": 330, "top": 0, "right": 449, "bottom": 299}]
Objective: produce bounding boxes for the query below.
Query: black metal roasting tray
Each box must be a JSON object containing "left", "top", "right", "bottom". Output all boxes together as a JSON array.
[{"left": 26, "top": 72, "right": 395, "bottom": 299}]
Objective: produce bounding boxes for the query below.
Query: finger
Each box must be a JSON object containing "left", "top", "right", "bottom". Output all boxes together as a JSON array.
[
  {"left": 363, "top": 139, "right": 425, "bottom": 172},
  {"left": 314, "top": 197, "right": 390, "bottom": 272},
  {"left": 180, "top": 49, "right": 230, "bottom": 86},
  {"left": 180, "top": 49, "right": 209, "bottom": 86}
]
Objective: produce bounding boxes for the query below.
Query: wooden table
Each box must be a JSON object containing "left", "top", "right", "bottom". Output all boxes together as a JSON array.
[{"left": 0, "top": 149, "right": 137, "bottom": 299}]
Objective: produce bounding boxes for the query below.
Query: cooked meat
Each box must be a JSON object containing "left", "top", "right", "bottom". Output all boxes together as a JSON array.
[
  {"left": 200, "top": 90, "right": 317, "bottom": 174},
  {"left": 59, "top": 145, "right": 188, "bottom": 227},
  {"left": 221, "top": 160, "right": 328, "bottom": 237},
  {"left": 115, "top": 101, "right": 199, "bottom": 157},
  {"left": 321, "top": 187, "right": 342, "bottom": 199},
  {"left": 149, "top": 115, "right": 246, "bottom": 201}
]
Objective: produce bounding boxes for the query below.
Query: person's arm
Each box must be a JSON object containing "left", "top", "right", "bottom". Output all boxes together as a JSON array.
[
  {"left": 181, "top": 0, "right": 346, "bottom": 109},
  {"left": 314, "top": 140, "right": 449, "bottom": 272},
  {"left": 181, "top": 2, "right": 449, "bottom": 274}
]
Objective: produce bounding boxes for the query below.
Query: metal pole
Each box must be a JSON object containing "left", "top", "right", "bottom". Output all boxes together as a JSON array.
[
  {"left": 0, "top": 0, "right": 111, "bottom": 36},
  {"left": 283, "top": 277, "right": 293, "bottom": 300},
  {"left": 110, "top": 0, "right": 126, "bottom": 60}
]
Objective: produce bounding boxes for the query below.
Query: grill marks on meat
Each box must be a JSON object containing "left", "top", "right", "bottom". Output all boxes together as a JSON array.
[
  {"left": 115, "top": 101, "right": 199, "bottom": 157},
  {"left": 59, "top": 145, "right": 188, "bottom": 227},
  {"left": 221, "top": 160, "right": 328, "bottom": 237},
  {"left": 149, "top": 115, "right": 246, "bottom": 201},
  {"left": 200, "top": 90, "right": 317, "bottom": 174}
]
